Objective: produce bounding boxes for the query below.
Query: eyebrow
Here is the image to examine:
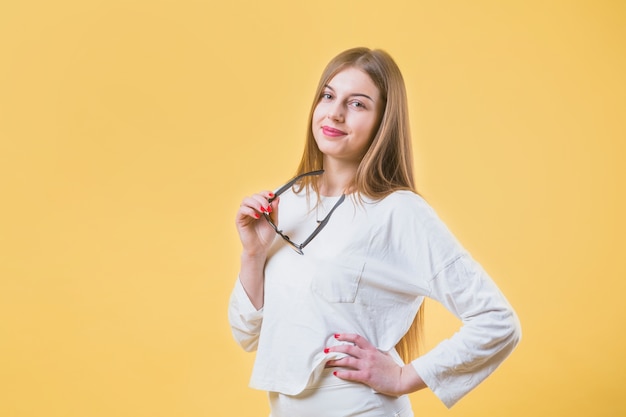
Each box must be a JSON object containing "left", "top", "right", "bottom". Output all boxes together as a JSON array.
[{"left": 324, "top": 85, "right": 375, "bottom": 103}]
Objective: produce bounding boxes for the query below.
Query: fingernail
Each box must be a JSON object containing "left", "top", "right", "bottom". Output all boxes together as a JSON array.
[
  {"left": 259, "top": 207, "right": 266, "bottom": 213},
  {"left": 254, "top": 213, "right": 260, "bottom": 219},
  {"left": 268, "top": 192, "right": 274, "bottom": 198},
  {"left": 333, "top": 371, "right": 338, "bottom": 376},
  {"left": 334, "top": 334, "right": 340, "bottom": 339},
  {"left": 323, "top": 348, "right": 330, "bottom": 354},
  {"left": 266, "top": 206, "right": 272, "bottom": 213}
]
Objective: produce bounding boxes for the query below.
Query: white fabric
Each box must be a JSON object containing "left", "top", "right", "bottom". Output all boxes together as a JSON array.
[
  {"left": 228, "top": 189, "right": 521, "bottom": 408},
  {"left": 268, "top": 369, "right": 413, "bottom": 417}
]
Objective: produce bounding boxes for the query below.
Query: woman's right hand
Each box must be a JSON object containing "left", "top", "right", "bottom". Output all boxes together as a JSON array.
[{"left": 235, "top": 191, "right": 280, "bottom": 258}]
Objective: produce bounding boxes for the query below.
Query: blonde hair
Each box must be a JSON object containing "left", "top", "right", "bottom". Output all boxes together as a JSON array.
[{"left": 296, "top": 47, "right": 424, "bottom": 362}]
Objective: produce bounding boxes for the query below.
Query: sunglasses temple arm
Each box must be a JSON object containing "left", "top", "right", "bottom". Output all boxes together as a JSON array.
[
  {"left": 268, "top": 170, "right": 324, "bottom": 203},
  {"left": 299, "top": 193, "right": 345, "bottom": 249},
  {"left": 270, "top": 180, "right": 298, "bottom": 201}
]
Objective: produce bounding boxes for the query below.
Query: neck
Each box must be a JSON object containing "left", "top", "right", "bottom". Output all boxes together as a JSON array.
[{"left": 318, "top": 159, "right": 357, "bottom": 196}]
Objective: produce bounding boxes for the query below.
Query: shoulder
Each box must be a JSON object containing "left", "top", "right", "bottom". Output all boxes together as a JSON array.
[
  {"left": 378, "top": 190, "right": 428, "bottom": 208},
  {"left": 367, "top": 190, "right": 437, "bottom": 223},
  {"left": 370, "top": 190, "right": 461, "bottom": 247},
  {"left": 362, "top": 190, "right": 465, "bottom": 270}
]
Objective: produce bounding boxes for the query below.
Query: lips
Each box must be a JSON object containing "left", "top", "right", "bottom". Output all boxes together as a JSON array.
[{"left": 322, "top": 126, "right": 347, "bottom": 137}]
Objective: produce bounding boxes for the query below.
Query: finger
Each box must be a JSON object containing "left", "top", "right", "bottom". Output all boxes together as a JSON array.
[
  {"left": 238, "top": 193, "right": 274, "bottom": 223},
  {"left": 240, "top": 193, "right": 274, "bottom": 216},
  {"left": 332, "top": 369, "right": 368, "bottom": 384},
  {"left": 326, "top": 343, "right": 361, "bottom": 359},
  {"left": 256, "top": 191, "right": 276, "bottom": 204},
  {"left": 268, "top": 196, "right": 280, "bottom": 224},
  {"left": 236, "top": 205, "right": 261, "bottom": 223},
  {"left": 237, "top": 206, "right": 261, "bottom": 220},
  {"left": 238, "top": 197, "right": 264, "bottom": 218},
  {"left": 250, "top": 193, "right": 273, "bottom": 213},
  {"left": 325, "top": 356, "right": 359, "bottom": 369},
  {"left": 334, "top": 333, "right": 375, "bottom": 350}
]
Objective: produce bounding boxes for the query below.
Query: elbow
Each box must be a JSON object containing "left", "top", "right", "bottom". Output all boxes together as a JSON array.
[
  {"left": 499, "top": 307, "right": 522, "bottom": 352},
  {"left": 230, "top": 328, "right": 260, "bottom": 352},
  {"left": 241, "top": 339, "right": 259, "bottom": 352},
  {"left": 510, "top": 309, "right": 522, "bottom": 348},
  {"left": 480, "top": 305, "right": 521, "bottom": 354}
]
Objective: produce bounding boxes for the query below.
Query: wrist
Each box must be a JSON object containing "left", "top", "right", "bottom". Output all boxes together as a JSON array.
[
  {"left": 241, "top": 248, "right": 268, "bottom": 263},
  {"left": 239, "top": 252, "right": 267, "bottom": 310},
  {"left": 399, "top": 363, "right": 427, "bottom": 395}
]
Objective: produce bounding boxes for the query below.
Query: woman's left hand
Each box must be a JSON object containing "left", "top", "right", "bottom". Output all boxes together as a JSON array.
[{"left": 324, "top": 333, "right": 426, "bottom": 397}]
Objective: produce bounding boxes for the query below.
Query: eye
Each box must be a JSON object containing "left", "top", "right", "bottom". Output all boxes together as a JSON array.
[
  {"left": 321, "top": 92, "right": 333, "bottom": 100},
  {"left": 349, "top": 100, "right": 366, "bottom": 109}
]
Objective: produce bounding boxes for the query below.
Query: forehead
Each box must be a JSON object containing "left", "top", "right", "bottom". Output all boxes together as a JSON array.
[{"left": 326, "top": 67, "right": 380, "bottom": 98}]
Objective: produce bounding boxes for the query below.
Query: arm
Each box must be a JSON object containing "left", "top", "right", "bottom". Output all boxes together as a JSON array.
[
  {"left": 325, "top": 194, "right": 520, "bottom": 404},
  {"left": 228, "top": 191, "right": 280, "bottom": 350},
  {"left": 238, "top": 251, "right": 267, "bottom": 310},
  {"left": 325, "top": 333, "right": 428, "bottom": 396},
  {"left": 411, "top": 254, "right": 521, "bottom": 407},
  {"left": 234, "top": 191, "right": 279, "bottom": 309},
  {"left": 324, "top": 257, "right": 520, "bottom": 403},
  {"left": 228, "top": 278, "right": 264, "bottom": 352}
]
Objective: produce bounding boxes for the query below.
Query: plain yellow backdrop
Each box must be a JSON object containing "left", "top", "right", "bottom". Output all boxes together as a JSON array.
[{"left": 1, "top": 1, "right": 624, "bottom": 416}]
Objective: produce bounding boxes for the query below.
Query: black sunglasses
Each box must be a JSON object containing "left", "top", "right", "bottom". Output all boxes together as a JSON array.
[{"left": 263, "top": 170, "right": 345, "bottom": 255}]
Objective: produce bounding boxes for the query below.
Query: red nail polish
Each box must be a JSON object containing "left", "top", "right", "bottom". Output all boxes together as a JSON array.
[
  {"left": 254, "top": 213, "right": 260, "bottom": 219},
  {"left": 334, "top": 333, "right": 340, "bottom": 339},
  {"left": 260, "top": 207, "right": 266, "bottom": 213},
  {"left": 323, "top": 348, "right": 330, "bottom": 354},
  {"left": 268, "top": 192, "right": 274, "bottom": 198},
  {"left": 266, "top": 206, "right": 272, "bottom": 213},
  {"left": 333, "top": 371, "right": 338, "bottom": 376}
]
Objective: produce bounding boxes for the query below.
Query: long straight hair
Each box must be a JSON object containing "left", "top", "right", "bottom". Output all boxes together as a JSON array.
[{"left": 296, "top": 47, "right": 424, "bottom": 362}]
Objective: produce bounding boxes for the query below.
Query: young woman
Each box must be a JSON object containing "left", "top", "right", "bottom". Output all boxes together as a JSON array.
[{"left": 229, "top": 47, "right": 521, "bottom": 417}]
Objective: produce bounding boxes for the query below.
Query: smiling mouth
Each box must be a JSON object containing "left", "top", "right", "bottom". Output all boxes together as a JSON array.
[{"left": 322, "top": 126, "right": 347, "bottom": 137}]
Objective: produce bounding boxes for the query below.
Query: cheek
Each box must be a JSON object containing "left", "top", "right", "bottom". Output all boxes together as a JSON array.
[
  {"left": 311, "top": 105, "right": 325, "bottom": 138},
  {"left": 359, "top": 115, "right": 380, "bottom": 139},
  {"left": 312, "top": 103, "right": 325, "bottom": 122},
  {"left": 369, "top": 119, "right": 381, "bottom": 138}
]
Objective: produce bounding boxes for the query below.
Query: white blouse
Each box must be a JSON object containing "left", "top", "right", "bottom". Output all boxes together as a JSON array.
[{"left": 228, "top": 189, "right": 521, "bottom": 408}]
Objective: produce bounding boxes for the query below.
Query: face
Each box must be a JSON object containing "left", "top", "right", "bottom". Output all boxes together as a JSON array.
[{"left": 312, "top": 67, "right": 383, "bottom": 167}]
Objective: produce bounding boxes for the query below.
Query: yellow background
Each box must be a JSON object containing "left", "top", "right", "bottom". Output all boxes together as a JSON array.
[{"left": 1, "top": 1, "right": 624, "bottom": 416}]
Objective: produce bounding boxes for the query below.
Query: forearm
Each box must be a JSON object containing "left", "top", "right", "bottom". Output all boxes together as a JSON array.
[
  {"left": 238, "top": 251, "right": 267, "bottom": 310},
  {"left": 399, "top": 363, "right": 427, "bottom": 395},
  {"left": 410, "top": 255, "right": 521, "bottom": 407}
]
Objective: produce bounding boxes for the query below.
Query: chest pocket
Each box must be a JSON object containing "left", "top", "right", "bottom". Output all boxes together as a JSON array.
[{"left": 311, "top": 259, "right": 366, "bottom": 303}]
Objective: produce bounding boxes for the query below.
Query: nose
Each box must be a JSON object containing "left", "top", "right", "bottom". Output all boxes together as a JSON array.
[{"left": 326, "top": 102, "right": 344, "bottom": 122}]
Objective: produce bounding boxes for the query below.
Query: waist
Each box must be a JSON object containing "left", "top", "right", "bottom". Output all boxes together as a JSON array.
[
  {"left": 307, "top": 367, "right": 352, "bottom": 389},
  {"left": 269, "top": 374, "right": 414, "bottom": 417}
]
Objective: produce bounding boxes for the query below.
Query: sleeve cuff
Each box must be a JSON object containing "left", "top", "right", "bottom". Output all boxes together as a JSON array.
[{"left": 233, "top": 277, "right": 264, "bottom": 317}]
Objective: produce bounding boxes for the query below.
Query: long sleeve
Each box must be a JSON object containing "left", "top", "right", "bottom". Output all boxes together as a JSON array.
[
  {"left": 228, "top": 278, "right": 264, "bottom": 352},
  {"left": 226, "top": 189, "right": 520, "bottom": 397},
  {"left": 411, "top": 254, "right": 522, "bottom": 408}
]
